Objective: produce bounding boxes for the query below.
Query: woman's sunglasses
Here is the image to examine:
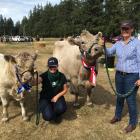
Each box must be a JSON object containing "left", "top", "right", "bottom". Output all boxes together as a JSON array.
[
  {"left": 121, "top": 27, "right": 131, "bottom": 31},
  {"left": 49, "top": 66, "right": 57, "bottom": 70}
]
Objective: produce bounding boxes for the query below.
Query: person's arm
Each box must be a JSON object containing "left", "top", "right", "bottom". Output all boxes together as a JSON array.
[
  {"left": 135, "top": 41, "right": 140, "bottom": 86},
  {"left": 51, "top": 84, "right": 68, "bottom": 102},
  {"left": 105, "top": 43, "right": 117, "bottom": 56}
]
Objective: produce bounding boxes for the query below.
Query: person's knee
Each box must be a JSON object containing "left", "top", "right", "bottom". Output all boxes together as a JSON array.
[
  {"left": 40, "top": 101, "right": 54, "bottom": 121},
  {"left": 54, "top": 97, "right": 67, "bottom": 114},
  {"left": 55, "top": 104, "right": 67, "bottom": 114},
  {"left": 42, "top": 110, "right": 54, "bottom": 121},
  {"left": 42, "top": 114, "right": 53, "bottom": 121}
]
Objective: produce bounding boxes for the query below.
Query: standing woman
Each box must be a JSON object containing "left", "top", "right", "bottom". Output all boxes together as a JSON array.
[
  {"left": 106, "top": 20, "right": 140, "bottom": 133},
  {"left": 37, "top": 57, "right": 68, "bottom": 123}
]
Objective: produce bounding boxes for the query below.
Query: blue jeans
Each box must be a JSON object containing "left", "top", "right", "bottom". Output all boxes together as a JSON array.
[
  {"left": 115, "top": 71, "right": 139, "bottom": 125},
  {"left": 39, "top": 96, "right": 67, "bottom": 121}
]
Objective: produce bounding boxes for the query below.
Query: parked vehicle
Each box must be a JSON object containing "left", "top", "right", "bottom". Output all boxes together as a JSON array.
[
  {"left": 12, "top": 36, "right": 19, "bottom": 42},
  {"left": 24, "top": 36, "right": 33, "bottom": 42},
  {"left": 12, "top": 36, "right": 26, "bottom": 42},
  {"left": 19, "top": 36, "right": 26, "bottom": 42},
  {"left": 2, "top": 35, "right": 10, "bottom": 42}
]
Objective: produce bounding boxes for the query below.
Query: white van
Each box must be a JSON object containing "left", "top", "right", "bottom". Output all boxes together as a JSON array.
[{"left": 12, "top": 36, "right": 26, "bottom": 42}]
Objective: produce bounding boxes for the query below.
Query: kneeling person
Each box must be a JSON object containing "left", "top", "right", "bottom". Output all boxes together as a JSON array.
[{"left": 38, "top": 57, "right": 68, "bottom": 122}]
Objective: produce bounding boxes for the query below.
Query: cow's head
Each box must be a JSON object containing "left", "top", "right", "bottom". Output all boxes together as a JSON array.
[
  {"left": 16, "top": 52, "right": 37, "bottom": 83},
  {"left": 87, "top": 32, "right": 104, "bottom": 59},
  {"left": 68, "top": 32, "right": 104, "bottom": 65}
]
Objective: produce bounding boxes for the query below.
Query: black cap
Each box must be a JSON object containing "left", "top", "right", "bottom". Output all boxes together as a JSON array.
[
  {"left": 120, "top": 20, "right": 133, "bottom": 28},
  {"left": 48, "top": 57, "right": 58, "bottom": 67}
]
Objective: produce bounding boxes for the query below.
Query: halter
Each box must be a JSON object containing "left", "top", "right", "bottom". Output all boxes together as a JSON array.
[
  {"left": 79, "top": 43, "right": 97, "bottom": 86},
  {"left": 79, "top": 42, "right": 98, "bottom": 59},
  {"left": 15, "top": 65, "right": 32, "bottom": 94},
  {"left": 86, "top": 42, "right": 98, "bottom": 56}
]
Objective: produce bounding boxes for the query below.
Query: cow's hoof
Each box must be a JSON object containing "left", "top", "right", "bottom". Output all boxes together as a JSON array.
[
  {"left": 23, "top": 116, "right": 29, "bottom": 121},
  {"left": 73, "top": 102, "right": 80, "bottom": 107},
  {"left": 86, "top": 102, "right": 93, "bottom": 106},
  {"left": 1, "top": 117, "right": 9, "bottom": 122}
]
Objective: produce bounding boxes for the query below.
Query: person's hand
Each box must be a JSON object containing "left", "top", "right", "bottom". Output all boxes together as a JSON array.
[
  {"left": 135, "top": 79, "right": 140, "bottom": 86},
  {"left": 51, "top": 95, "right": 59, "bottom": 103}
]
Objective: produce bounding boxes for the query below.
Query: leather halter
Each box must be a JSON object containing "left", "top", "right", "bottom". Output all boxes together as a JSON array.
[{"left": 15, "top": 65, "right": 33, "bottom": 84}]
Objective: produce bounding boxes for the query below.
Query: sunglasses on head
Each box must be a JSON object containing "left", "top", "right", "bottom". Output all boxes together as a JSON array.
[{"left": 121, "top": 27, "right": 131, "bottom": 31}]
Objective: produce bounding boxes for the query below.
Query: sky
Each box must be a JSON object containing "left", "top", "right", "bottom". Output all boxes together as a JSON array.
[{"left": 0, "top": 0, "right": 61, "bottom": 23}]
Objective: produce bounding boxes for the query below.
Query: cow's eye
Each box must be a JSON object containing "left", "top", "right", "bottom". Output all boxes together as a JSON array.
[
  {"left": 17, "top": 65, "right": 22, "bottom": 68},
  {"left": 95, "top": 48, "right": 98, "bottom": 51}
]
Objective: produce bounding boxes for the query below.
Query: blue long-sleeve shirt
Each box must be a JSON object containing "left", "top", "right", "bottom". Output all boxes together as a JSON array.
[{"left": 106, "top": 37, "right": 140, "bottom": 78}]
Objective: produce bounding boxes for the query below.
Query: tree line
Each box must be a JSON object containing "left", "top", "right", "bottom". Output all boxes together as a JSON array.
[{"left": 0, "top": 0, "right": 140, "bottom": 38}]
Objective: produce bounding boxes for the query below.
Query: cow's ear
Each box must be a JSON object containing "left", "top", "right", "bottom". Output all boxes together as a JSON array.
[
  {"left": 67, "top": 36, "right": 75, "bottom": 45},
  {"left": 97, "top": 32, "right": 103, "bottom": 38},
  {"left": 68, "top": 36, "right": 83, "bottom": 47},
  {"left": 96, "top": 32, "right": 104, "bottom": 46},
  {"left": 32, "top": 50, "right": 38, "bottom": 60}
]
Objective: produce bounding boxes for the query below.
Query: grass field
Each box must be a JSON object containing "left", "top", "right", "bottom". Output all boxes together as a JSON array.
[{"left": 0, "top": 40, "right": 140, "bottom": 140}]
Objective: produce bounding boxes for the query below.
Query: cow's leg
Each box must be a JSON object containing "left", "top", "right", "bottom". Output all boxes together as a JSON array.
[
  {"left": 70, "top": 77, "right": 80, "bottom": 107},
  {"left": 73, "top": 93, "right": 80, "bottom": 107},
  {"left": 86, "top": 91, "right": 92, "bottom": 106},
  {"left": 70, "top": 84, "right": 79, "bottom": 107},
  {"left": 85, "top": 81, "right": 93, "bottom": 106},
  {"left": 19, "top": 100, "right": 29, "bottom": 121},
  {"left": 1, "top": 96, "right": 9, "bottom": 122}
]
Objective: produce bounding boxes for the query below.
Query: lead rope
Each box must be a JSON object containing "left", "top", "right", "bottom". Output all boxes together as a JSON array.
[{"left": 34, "top": 71, "right": 40, "bottom": 125}]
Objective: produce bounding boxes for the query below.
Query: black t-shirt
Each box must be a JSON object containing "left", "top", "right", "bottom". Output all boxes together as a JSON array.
[{"left": 40, "top": 71, "right": 67, "bottom": 100}]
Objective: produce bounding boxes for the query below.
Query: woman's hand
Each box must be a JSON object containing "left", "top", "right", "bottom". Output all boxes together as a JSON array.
[
  {"left": 135, "top": 79, "right": 140, "bottom": 86},
  {"left": 51, "top": 84, "right": 68, "bottom": 103},
  {"left": 51, "top": 95, "right": 59, "bottom": 103}
]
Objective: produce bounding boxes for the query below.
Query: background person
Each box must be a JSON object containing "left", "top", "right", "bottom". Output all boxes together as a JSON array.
[
  {"left": 105, "top": 20, "right": 140, "bottom": 133},
  {"left": 37, "top": 57, "right": 68, "bottom": 123}
]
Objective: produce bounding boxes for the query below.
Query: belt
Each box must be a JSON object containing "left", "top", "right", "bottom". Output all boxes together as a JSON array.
[{"left": 117, "top": 71, "right": 131, "bottom": 76}]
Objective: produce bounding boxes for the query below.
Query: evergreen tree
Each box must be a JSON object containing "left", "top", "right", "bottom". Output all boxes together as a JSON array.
[
  {"left": 20, "top": 16, "right": 28, "bottom": 36},
  {"left": 5, "top": 18, "right": 14, "bottom": 35},
  {"left": 14, "top": 21, "right": 20, "bottom": 35},
  {"left": 0, "top": 15, "right": 4, "bottom": 36},
  {"left": 0, "top": 0, "right": 140, "bottom": 37}
]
